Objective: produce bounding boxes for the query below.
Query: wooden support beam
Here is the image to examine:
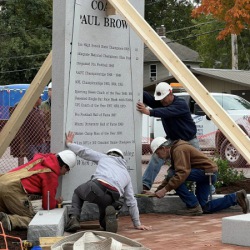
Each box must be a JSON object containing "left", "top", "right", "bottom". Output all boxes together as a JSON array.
[
  {"left": 0, "top": 51, "right": 52, "bottom": 158},
  {"left": 108, "top": 0, "right": 250, "bottom": 163},
  {"left": 40, "top": 237, "right": 64, "bottom": 250}
]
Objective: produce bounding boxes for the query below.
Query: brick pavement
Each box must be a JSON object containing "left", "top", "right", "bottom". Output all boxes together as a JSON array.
[
  {"left": 80, "top": 211, "right": 248, "bottom": 250},
  {"left": 138, "top": 154, "right": 249, "bottom": 249}
]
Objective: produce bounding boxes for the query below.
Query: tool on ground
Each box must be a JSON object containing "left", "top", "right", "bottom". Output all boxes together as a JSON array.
[
  {"left": 205, "top": 172, "right": 214, "bottom": 201},
  {"left": 134, "top": 193, "right": 156, "bottom": 198},
  {"left": 47, "top": 191, "right": 50, "bottom": 211},
  {"left": 22, "top": 240, "right": 33, "bottom": 250}
]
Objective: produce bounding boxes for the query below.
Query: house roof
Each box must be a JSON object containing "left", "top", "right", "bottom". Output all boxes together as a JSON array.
[
  {"left": 144, "top": 68, "right": 250, "bottom": 91},
  {"left": 191, "top": 68, "right": 250, "bottom": 87},
  {"left": 144, "top": 37, "right": 201, "bottom": 63}
]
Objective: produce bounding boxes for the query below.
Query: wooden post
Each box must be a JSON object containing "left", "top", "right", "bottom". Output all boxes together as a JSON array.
[
  {"left": 231, "top": 34, "right": 238, "bottom": 70},
  {"left": 107, "top": 0, "right": 250, "bottom": 163},
  {"left": 0, "top": 51, "right": 52, "bottom": 158}
]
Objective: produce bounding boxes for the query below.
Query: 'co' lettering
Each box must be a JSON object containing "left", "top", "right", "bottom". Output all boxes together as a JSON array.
[{"left": 91, "top": 0, "right": 107, "bottom": 11}]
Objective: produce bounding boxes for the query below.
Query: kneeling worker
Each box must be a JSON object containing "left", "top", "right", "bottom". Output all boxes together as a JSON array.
[
  {"left": 64, "top": 131, "right": 152, "bottom": 233},
  {"left": 0, "top": 149, "right": 76, "bottom": 231},
  {"left": 151, "top": 137, "right": 249, "bottom": 215}
]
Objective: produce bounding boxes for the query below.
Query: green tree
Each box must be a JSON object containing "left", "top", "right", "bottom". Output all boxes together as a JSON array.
[
  {"left": 191, "top": 15, "right": 250, "bottom": 69},
  {"left": 0, "top": 0, "right": 52, "bottom": 85},
  {"left": 145, "top": 0, "right": 195, "bottom": 48},
  {"left": 192, "top": 0, "right": 250, "bottom": 40},
  {"left": 191, "top": 16, "right": 231, "bottom": 68}
]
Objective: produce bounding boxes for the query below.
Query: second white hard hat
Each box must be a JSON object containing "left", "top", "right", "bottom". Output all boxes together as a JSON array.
[
  {"left": 48, "top": 82, "right": 52, "bottom": 89},
  {"left": 106, "top": 148, "right": 124, "bottom": 158},
  {"left": 57, "top": 150, "right": 76, "bottom": 169},
  {"left": 154, "top": 82, "right": 172, "bottom": 101},
  {"left": 151, "top": 137, "right": 170, "bottom": 153}
]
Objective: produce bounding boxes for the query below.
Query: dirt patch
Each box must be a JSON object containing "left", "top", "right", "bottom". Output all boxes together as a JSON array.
[
  {"left": 0, "top": 229, "right": 27, "bottom": 249},
  {"left": 215, "top": 178, "right": 250, "bottom": 194}
]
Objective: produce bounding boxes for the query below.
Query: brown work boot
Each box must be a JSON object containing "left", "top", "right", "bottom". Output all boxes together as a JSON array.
[
  {"left": 176, "top": 204, "right": 203, "bottom": 216},
  {"left": 64, "top": 215, "right": 80, "bottom": 232},
  {"left": 236, "top": 189, "right": 249, "bottom": 214},
  {"left": 0, "top": 212, "right": 12, "bottom": 231}
]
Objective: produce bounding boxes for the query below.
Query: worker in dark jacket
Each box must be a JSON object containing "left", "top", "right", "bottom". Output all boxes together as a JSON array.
[
  {"left": 136, "top": 82, "right": 199, "bottom": 190},
  {"left": 151, "top": 137, "right": 249, "bottom": 215}
]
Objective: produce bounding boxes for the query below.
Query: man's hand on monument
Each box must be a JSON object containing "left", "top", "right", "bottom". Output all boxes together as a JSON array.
[
  {"left": 136, "top": 101, "right": 150, "bottom": 115},
  {"left": 65, "top": 131, "right": 75, "bottom": 146},
  {"left": 56, "top": 196, "right": 63, "bottom": 204}
]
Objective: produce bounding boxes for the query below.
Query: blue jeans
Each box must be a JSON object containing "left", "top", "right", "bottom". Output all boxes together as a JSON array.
[
  {"left": 143, "top": 137, "right": 200, "bottom": 189},
  {"left": 168, "top": 168, "right": 237, "bottom": 213}
]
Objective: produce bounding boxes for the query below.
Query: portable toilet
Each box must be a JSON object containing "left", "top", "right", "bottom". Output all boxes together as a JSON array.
[{"left": 0, "top": 84, "right": 48, "bottom": 120}]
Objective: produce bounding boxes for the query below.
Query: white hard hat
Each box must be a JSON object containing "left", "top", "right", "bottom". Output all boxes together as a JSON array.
[
  {"left": 106, "top": 148, "right": 124, "bottom": 158},
  {"left": 48, "top": 82, "right": 52, "bottom": 89},
  {"left": 57, "top": 150, "right": 76, "bottom": 169},
  {"left": 151, "top": 137, "right": 169, "bottom": 153},
  {"left": 154, "top": 82, "right": 172, "bottom": 100}
]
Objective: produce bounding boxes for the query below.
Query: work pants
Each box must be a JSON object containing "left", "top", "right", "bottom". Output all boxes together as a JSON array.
[
  {"left": 0, "top": 180, "right": 35, "bottom": 229},
  {"left": 69, "top": 179, "right": 119, "bottom": 229}
]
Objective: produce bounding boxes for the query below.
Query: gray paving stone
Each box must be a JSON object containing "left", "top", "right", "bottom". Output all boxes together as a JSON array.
[
  {"left": 27, "top": 207, "right": 67, "bottom": 245},
  {"left": 77, "top": 194, "right": 242, "bottom": 221},
  {"left": 222, "top": 213, "right": 250, "bottom": 247}
]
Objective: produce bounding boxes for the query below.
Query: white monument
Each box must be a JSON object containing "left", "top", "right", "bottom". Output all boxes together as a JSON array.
[{"left": 52, "top": 0, "right": 144, "bottom": 200}]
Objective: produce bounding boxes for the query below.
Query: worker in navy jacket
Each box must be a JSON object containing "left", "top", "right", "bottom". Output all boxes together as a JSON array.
[{"left": 136, "top": 82, "right": 199, "bottom": 190}]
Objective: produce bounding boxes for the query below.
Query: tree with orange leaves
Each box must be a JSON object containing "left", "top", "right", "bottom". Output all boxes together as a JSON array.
[{"left": 192, "top": 0, "right": 250, "bottom": 40}]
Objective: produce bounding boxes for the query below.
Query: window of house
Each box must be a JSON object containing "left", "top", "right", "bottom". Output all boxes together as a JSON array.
[{"left": 150, "top": 64, "right": 157, "bottom": 81}]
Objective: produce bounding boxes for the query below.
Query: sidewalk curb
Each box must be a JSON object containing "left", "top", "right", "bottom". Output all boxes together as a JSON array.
[{"left": 77, "top": 194, "right": 244, "bottom": 221}]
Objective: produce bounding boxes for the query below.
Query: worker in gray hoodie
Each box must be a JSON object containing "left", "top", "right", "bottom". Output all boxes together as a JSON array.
[{"left": 64, "top": 131, "right": 151, "bottom": 233}]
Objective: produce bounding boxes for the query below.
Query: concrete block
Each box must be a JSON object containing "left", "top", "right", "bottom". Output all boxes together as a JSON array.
[
  {"left": 222, "top": 213, "right": 250, "bottom": 247},
  {"left": 27, "top": 207, "right": 67, "bottom": 244},
  {"left": 77, "top": 195, "right": 242, "bottom": 221},
  {"left": 136, "top": 196, "right": 185, "bottom": 213}
]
